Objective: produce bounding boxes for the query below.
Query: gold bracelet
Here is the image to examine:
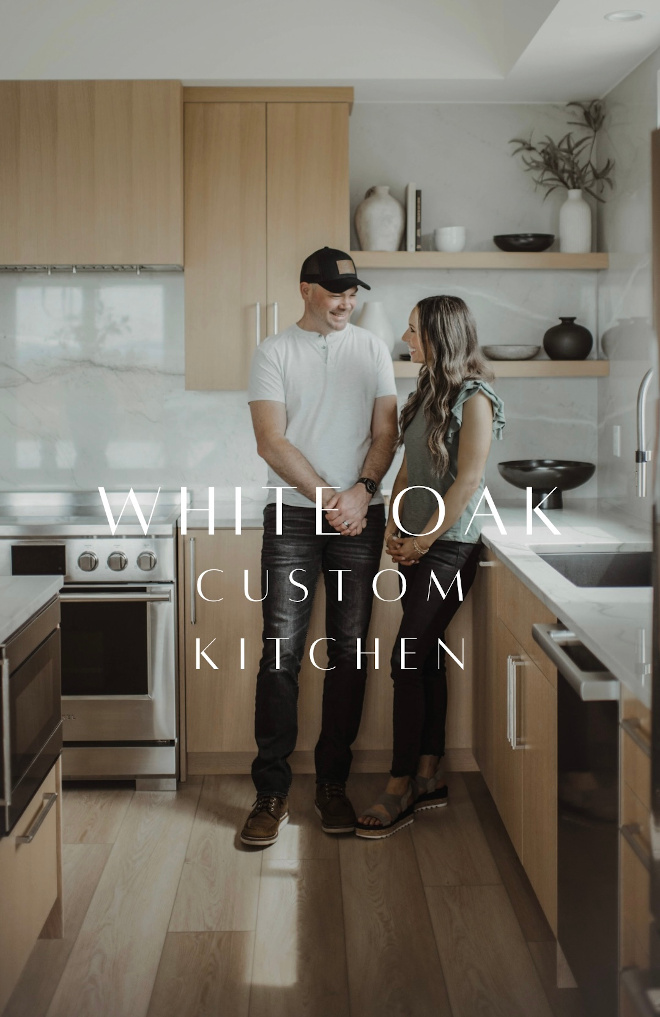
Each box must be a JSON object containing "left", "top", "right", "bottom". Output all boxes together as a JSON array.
[{"left": 412, "top": 538, "right": 429, "bottom": 557}]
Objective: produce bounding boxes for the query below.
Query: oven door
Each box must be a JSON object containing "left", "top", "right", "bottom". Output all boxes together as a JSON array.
[{"left": 59, "top": 584, "right": 176, "bottom": 743}]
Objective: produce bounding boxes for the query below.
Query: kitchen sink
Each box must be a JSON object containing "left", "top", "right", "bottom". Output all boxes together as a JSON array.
[{"left": 537, "top": 551, "right": 652, "bottom": 588}]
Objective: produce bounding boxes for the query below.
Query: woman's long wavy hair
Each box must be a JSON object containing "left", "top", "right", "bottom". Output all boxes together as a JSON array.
[{"left": 397, "top": 295, "right": 493, "bottom": 477}]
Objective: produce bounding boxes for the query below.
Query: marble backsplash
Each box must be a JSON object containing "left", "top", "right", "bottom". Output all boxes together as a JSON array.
[{"left": 0, "top": 269, "right": 598, "bottom": 507}]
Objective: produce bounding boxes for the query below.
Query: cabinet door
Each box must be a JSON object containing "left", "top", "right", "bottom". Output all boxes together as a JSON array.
[
  {"left": 184, "top": 103, "right": 267, "bottom": 390},
  {"left": 183, "top": 530, "right": 264, "bottom": 752},
  {"left": 0, "top": 762, "right": 60, "bottom": 1013},
  {"left": 521, "top": 656, "right": 557, "bottom": 933},
  {"left": 472, "top": 552, "right": 498, "bottom": 788},
  {"left": 266, "top": 103, "right": 350, "bottom": 333},
  {"left": 0, "top": 81, "right": 183, "bottom": 265},
  {"left": 493, "top": 617, "right": 524, "bottom": 858}
]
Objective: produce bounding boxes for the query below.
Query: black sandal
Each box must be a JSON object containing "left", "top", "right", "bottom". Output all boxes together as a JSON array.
[{"left": 355, "top": 782, "right": 415, "bottom": 839}]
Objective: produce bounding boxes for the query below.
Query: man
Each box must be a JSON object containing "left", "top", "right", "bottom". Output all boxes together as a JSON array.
[{"left": 241, "top": 246, "right": 398, "bottom": 846}]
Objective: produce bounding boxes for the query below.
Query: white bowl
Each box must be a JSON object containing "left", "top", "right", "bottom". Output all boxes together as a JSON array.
[{"left": 483, "top": 345, "right": 541, "bottom": 361}]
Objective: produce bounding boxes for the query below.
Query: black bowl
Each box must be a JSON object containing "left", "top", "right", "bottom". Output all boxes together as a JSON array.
[
  {"left": 498, "top": 459, "right": 595, "bottom": 509},
  {"left": 493, "top": 234, "right": 555, "bottom": 253}
]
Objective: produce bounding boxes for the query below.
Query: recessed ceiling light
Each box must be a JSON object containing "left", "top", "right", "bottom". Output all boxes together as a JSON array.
[{"left": 604, "top": 10, "right": 645, "bottom": 20}]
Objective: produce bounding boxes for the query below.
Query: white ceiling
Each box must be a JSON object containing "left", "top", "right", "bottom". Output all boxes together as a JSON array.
[{"left": 1, "top": 0, "right": 659, "bottom": 100}]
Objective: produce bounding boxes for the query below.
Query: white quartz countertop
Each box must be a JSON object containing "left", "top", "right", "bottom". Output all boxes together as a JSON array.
[
  {"left": 480, "top": 505, "right": 652, "bottom": 707},
  {"left": 0, "top": 576, "right": 63, "bottom": 645}
]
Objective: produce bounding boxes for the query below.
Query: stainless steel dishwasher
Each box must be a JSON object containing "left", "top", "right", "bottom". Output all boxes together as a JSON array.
[{"left": 533, "top": 623, "right": 620, "bottom": 1017}]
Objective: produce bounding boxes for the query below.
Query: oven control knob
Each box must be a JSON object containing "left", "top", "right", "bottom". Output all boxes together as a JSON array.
[
  {"left": 137, "top": 551, "right": 157, "bottom": 572},
  {"left": 107, "top": 551, "right": 128, "bottom": 572},
  {"left": 78, "top": 551, "right": 98, "bottom": 572}
]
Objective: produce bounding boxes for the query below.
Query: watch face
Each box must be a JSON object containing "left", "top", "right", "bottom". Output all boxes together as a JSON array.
[{"left": 361, "top": 477, "right": 377, "bottom": 494}]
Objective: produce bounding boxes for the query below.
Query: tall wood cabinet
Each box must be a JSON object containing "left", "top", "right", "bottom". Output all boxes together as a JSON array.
[
  {"left": 178, "top": 526, "right": 475, "bottom": 776},
  {"left": 0, "top": 81, "right": 183, "bottom": 266},
  {"left": 183, "top": 89, "right": 352, "bottom": 390}
]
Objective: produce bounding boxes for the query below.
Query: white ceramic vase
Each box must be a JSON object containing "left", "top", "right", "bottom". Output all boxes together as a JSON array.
[
  {"left": 354, "top": 185, "right": 405, "bottom": 252},
  {"left": 357, "top": 301, "right": 396, "bottom": 354},
  {"left": 558, "top": 189, "right": 592, "bottom": 253}
]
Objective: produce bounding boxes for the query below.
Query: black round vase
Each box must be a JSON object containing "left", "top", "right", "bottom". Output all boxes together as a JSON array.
[{"left": 543, "top": 317, "right": 593, "bottom": 360}]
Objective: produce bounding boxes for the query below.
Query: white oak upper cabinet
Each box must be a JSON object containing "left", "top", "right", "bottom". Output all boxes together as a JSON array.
[
  {"left": 0, "top": 80, "right": 183, "bottom": 266},
  {"left": 183, "top": 88, "right": 352, "bottom": 391}
]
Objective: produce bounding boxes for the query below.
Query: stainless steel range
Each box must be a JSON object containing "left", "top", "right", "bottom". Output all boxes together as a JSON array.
[{"left": 0, "top": 491, "right": 181, "bottom": 789}]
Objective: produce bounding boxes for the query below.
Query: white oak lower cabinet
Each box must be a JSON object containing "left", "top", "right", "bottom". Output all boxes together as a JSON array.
[
  {"left": 473, "top": 552, "right": 558, "bottom": 933},
  {"left": 0, "top": 757, "right": 63, "bottom": 1013},
  {"left": 178, "top": 527, "right": 475, "bottom": 777},
  {"left": 619, "top": 689, "right": 652, "bottom": 1014}
]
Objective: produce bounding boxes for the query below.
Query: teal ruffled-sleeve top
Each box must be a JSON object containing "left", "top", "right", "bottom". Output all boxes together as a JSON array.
[{"left": 399, "top": 379, "right": 505, "bottom": 544}]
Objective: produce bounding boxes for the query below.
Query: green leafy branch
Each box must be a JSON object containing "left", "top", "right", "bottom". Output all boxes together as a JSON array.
[{"left": 509, "top": 100, "right": 615, "bottom": 203}]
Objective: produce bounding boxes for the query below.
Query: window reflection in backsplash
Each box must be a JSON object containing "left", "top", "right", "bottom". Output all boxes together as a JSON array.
[
  {"left": 0, "top": 272, "right": 265, "bottom": 495},
  {"left": 15, "top": 282, "right": 166, "bottom": 368}
]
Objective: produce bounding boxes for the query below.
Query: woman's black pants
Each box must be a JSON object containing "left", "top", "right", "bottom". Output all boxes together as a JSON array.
[{"left": 390, "top": 540, "right": 482, "bottom": 778}]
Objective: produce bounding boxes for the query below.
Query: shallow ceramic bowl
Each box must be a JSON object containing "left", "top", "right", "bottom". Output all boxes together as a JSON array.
[
  {"left": 493, "top": 233, "right": 555, "bottom": 253},
  {"left": 482, "top": 345, "right": 541, "bottom": 361}
]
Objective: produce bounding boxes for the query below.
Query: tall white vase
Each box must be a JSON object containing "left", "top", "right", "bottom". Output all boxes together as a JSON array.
[
  {"left": 558, "top": 189, "right": 592, "bottom": 253},
  {"left": 357, "top": 301, "right": 396, "bottom": 354},
  {"left": 354, "top": 186, "right": 405, "bottom": 252}
]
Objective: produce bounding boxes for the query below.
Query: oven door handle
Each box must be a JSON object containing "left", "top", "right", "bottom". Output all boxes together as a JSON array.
[
  {"left": 0, "top": 657, "right": 10, "bottom": 807},
  {"left": 60, "top": 590, "right": 172, "bottom": 603}
]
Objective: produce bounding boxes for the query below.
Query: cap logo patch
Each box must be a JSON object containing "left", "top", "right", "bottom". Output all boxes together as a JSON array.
[{"left": 336, "top": 259, "right": 354, "bottom": 275}]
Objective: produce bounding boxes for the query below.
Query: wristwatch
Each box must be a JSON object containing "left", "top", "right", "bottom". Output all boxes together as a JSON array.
[{"left": 357, "top": 476, "right": 377, "bottom": 496}]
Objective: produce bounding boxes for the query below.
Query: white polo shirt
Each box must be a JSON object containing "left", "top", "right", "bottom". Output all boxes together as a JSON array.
[{"left": 248, "top": 322, "right": 397, "bottom": 508}]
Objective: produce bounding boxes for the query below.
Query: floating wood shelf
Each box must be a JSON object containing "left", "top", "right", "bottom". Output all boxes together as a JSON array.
[
  {"left": 393, "top": 360, "right": 610, "bottom": 379},
  {"left": 351, "top": 251, "right": 609, "bottom": 270}
]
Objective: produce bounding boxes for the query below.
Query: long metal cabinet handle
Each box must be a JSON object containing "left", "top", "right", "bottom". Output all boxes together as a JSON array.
[
  {"left": 506, "top": 655, "right": 512, "bottom": 746},
  {"left": 621, "top": 718, "right": 651, "bottom": 758},
  {"left": 0, "top": 658, "right": 10, "bottom": 807},
  {"left": 16, "top": 792, "right": 58, "bottom": 844},
  {"left": 621, "top": 823, "right": 651, "bottom": 872},
  {"left": 190, "top": 537, "right": 196, "bottom": 626},
  {"left": 478, "top": 560, "right": 497, "bottom": 567},
  {"left": 507, "top": 656, "right": 524, "bottom": 750},
  {"left": 255, "top": 302, "right": 261, "bottom": 346},
  {"left": 273, "top": 301, "right": 279, "bottom": 334},
  {"left": 61, "top": 591, "right": 171, "bottom": 603}
]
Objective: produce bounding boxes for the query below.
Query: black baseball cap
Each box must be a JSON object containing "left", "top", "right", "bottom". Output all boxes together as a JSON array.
[{"left": 300, "top": 247, "right": 371, "bottom": 293}]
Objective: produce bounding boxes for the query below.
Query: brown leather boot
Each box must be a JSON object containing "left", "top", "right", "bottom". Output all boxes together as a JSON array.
[
  {"left": 240, "top": 794, "right": 289, "bottom": 847},
  {"left": 315, "top": 782, "right": 356, "bottom": 834}
]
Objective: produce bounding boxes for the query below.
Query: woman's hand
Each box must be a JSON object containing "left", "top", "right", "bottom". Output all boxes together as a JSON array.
[
  {"left": 383, "top": 522, "right": 399, "bottom": 548},
  {"left": 386, "top": 535, "right": 426, "bottom": 565}
]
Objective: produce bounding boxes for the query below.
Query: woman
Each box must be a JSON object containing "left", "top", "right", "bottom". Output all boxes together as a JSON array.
[{"left": 355, "top": 295, "right": 504, "bottom": 838}]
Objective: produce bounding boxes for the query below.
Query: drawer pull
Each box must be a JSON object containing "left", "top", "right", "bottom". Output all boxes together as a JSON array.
[
  {"left": 16, "top": 791, "right": 58, "bottom": 844},
  {"left": 621, "top": 822, "right": 651, "bottom": 872},
  {"left": 622, "top": 718, "right": 651, "bottom": 759},
  {"left": 478, "top": 560, "right": 497, "bottom": 567},
  {"left": 1, "top": 658, "right": 10, "bottom": 807},
  {"left": 190, "top": 536, "right": 196, "bottom": 626}
]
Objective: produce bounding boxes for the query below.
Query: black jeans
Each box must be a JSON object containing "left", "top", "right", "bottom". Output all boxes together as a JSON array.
[
  {"left": 390, "top": 540, "right": 481, "bottom": 778},
  {"left": 252, "top": 502, "right": 385, "bottom": 796}
]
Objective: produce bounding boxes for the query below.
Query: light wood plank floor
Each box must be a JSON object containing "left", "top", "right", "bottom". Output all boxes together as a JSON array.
[{"left": 2, "top": 773, "right": 586, "bottom": 1017}]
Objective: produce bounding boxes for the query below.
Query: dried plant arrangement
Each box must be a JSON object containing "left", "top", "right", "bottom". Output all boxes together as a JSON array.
[{"left": 509, "top": 100, "right": 615, "bottom": 202}]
